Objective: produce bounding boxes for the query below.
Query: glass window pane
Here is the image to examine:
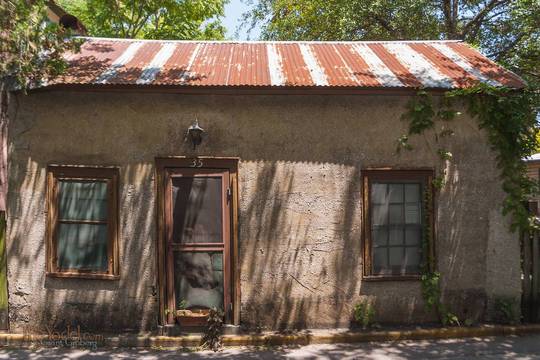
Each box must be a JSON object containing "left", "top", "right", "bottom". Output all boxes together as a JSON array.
[
  {"left": 59, "top": 181, "right": 108, "bottom": 221},
  {"left": 388, "top": 184, "right": 403, "bottom": 203},
  {"left": 405, "top": 184, "right": 420, "bottom": 202},
  {"left": 405, "top": 227, "right": 421, "bottom": 245},
  {"left": 389, "top": 247, "right": 404, "bottom": 270},
  {"left": 405, "top": 247, "right": 421, "bottom": 273},
  {"left": 389, "top": 227, "right": 404, "bottom": 245},
  {"left": 373, "top": 248, "right": 388, "bottom": 275},
  {"left": 405, "top": 203, "right": 421, "bottom": 224},
  {"left": 373, "top": 228, "right": 388, "bottom": 247},
  {"left": 174, "top": 252, "right": 224, "bottom": 310},
  {"left": 389, "top": 204, "right": 403, "bottom": 224},
  {"left": 57, "top": 223, "right": 108, "bottom": 270},
  {"left": 372, "top": 204, "right": 388, "bottom": 226},
  {"left": 172, "top": 177, "right": 223, "bottom": 243},
  {"left": 371, "top": 184, "right": 387, "bottom": 204}
]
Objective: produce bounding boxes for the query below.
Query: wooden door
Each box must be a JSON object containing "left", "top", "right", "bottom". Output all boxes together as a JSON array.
[{"left": 164, "top": 168, "right": 231, "bottom": 323}]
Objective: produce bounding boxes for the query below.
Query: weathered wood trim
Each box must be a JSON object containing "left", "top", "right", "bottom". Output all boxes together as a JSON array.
[{"left": 46, "top": 165, "right": 120, "bottom": 279}]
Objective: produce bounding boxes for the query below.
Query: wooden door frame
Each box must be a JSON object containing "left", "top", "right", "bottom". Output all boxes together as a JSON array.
[{"left": 155, "top": 157, "right": 240, "bottom": 326}]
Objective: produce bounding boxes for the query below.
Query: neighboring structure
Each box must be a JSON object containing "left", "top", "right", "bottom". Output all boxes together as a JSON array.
[
  {"left": 526, "top": 153, "right": 540, "bottom": 214},
  {"left": 46, "top": 1, "right": 87, "bottom": 35},
  {"left": 5, "top": 38, "right": 526, "bottom": 332}
]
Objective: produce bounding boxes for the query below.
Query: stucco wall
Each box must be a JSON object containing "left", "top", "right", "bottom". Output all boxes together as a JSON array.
[{"left": 6, "top": 90, "right": 520, "bottom": 332}]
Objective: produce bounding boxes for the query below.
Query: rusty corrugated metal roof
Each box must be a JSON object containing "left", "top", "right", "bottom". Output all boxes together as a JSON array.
[{"left": 50, "top": 37, "right": 526, "bottom": 90}]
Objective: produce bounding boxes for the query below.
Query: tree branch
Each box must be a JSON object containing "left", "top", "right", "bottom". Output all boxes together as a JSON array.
[{"left": 461, "top": 0, "right": 510, "bottom": 39}]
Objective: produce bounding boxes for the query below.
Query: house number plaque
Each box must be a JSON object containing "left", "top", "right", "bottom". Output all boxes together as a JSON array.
[{"left": 190, "top": 158, "right": 204, "bottom": 168}]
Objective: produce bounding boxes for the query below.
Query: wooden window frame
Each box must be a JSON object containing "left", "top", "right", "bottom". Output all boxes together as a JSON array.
[
  {"left": 155, "top": 157, "right": 240, "bottom": 326},
  {"left": 46, "top": 165, "right": 120, "bottom": 280},
  {"left": 362, "top": 169, "right": 434, "bottom": 281}
]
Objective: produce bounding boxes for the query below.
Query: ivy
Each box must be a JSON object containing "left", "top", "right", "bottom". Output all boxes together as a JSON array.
[
  {"left": 421, "top": 187, "right": 459, "bottom": 326},
  {"left": 402, "top": 84, "right": 539, "bottom": 325}
]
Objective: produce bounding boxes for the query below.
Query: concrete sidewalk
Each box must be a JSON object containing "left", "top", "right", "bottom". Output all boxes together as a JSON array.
[
  {"left": 2, "top": 324, "right": 540, "bottom": 348},
  {"left": 1, "top": 334, "right": 540, "bottom": 359}
]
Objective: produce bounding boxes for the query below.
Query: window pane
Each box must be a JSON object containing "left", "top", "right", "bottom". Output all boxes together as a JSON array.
[
  {"left": 172, "top": 177, "right": 223, "bottom": 243},
  {"left": 371, "top": 184, "right": 387, "bottom": 204},
  {"left": 405, "top": 227, "right": 421, "bottom": 245},
  {"left": 405, "top": 184, "right": 420, "bottom": 202},
  {"left": 373, "top": 228, "right": 388, "bottom": 247},
  {"left": 174, "top": 252, "right": 224, "bottom": 310},
  {"left": 388, "top": 184, "right": 403, "bottom": 203},
  {"left": 59, "top": 181, "right": 108, "bottom": 221},
  {"left": 389, "top": 227, "right": 404, "bottom": 245},
  {"left": 389, "top": 204, "right": 403, "bottom": 224},
  {"left": 57, "top": 223, "right": 108, "bottom": 270},
  {"left": 405, "top": 203, "right": 421, "bottom": 224},
  {"left": 373, "top": 248, "right": 388, "bottom": 274},
  {"left": 405, "top": 247, "right": 421, "bottom": 273},
  {"left": 372, "top": 204, "right": 388, "bottom": 226},
  {"left": 389, "top": 247, "right": 404, "bottom": 269}
]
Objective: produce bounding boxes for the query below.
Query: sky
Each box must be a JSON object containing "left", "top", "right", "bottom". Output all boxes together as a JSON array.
[{"left": 223, "top": 0, "right": 261, "bottom": 40}]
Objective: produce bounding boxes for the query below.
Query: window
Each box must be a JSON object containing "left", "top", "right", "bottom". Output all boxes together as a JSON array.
[
  {"left": 363, "top": 169, "right": 433, "bottom": 279},
  {"left": 46, "top": 165, "right": 119, "bottom": 279}
]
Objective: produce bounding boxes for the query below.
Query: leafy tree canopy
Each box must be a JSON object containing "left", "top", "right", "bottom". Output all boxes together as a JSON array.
[
  {"left": 1, "top": 0, "right": 76, "bottom": 91},
  {"left": 58, "top": 0, "right": 228, "bottom": 40},
  {"left": 243, "top": 0, "right": 539, "bottom": 86}
]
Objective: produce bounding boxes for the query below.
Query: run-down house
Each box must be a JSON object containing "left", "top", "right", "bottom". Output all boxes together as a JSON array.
[{"left": 4, "top": 37, "right": 526, "bottom": 332}]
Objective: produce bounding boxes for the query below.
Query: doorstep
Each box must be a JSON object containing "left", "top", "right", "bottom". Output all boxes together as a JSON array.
[{"left": 1, "top": 324, "right": 540, "bottom": 348}]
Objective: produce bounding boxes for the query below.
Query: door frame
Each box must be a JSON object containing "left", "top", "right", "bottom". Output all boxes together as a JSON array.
[{"left": 155, "top": 157, "right": 239, "bottom": 326}]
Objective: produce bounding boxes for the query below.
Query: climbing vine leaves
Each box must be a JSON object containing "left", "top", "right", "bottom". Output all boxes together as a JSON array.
[{"left": 402, "top": 84, "right": 539, "bottom": 325}]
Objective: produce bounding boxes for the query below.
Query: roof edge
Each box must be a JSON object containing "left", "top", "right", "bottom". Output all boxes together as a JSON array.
[{"left": 76, "top": 36, "right": 464, "bottom": 45}]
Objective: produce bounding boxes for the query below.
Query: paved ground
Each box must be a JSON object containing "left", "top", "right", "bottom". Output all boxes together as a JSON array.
[{"left": 0, "top": 334, "right": 539, "bottom": 359}]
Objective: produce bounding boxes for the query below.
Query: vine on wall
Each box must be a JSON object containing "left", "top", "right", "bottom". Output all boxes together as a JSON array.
[{"left": 401, "top": 84, "right": 539, "bottom": 325}]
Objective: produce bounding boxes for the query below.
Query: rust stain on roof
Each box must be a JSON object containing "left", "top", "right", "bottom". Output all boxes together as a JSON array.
[{"left": 51, "top": 38, "right": 526, "bottom": 90}]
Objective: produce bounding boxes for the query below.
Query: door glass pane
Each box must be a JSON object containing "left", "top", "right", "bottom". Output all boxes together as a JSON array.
[
  {"left": 57, "top": 223, "right": 108, "bottom": 270},
  {"left": 172, "top": 177, "right": 223, "bottom": 243},
  {"left": 174, "top": 252, "right": 224, "bottom": 310},
  {"left": 59, "top": 181, "right": 108, "bottom": 221}
]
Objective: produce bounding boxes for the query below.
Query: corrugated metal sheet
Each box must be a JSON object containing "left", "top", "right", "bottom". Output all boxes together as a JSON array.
[{"left": 51, "top": 38, "right": 526, "bottom": 90}]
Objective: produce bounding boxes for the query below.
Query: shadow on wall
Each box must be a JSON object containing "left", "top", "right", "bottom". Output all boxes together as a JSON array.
[
  {"left": 4, "top": 91, "right": 503, "bottom": 332},
  {"left": 239, "top": 161, "right": 362, "bottom": 330},
  {"left": 7, "top": 161, "right": 158, "bottom": 332}
]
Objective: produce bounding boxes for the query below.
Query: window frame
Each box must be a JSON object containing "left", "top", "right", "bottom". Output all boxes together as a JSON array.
[
  {"left": 362, "top": 169, "right": 434, "bottom": 281},
  {"left": 46, "top": 165, "right": 120, "bottom": 280}
]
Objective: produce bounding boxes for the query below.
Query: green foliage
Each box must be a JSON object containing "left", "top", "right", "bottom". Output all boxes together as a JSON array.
[
  {"left": 58, "top": 0, "right": 227, "bottom": 40},
  {"left": 178, "top": 299, "right": 188, "bottom": 310},
  {"left": 403, "top": 85, "right": 539, "bottom": 232},
  {"left": 405, "top": 84, "right": 538, "bottom": 325},
  {"left": 493, "top": 297, "right": 519, "bottom": 324},
  {"left": 353, "top": 299, "right": 375, "bottom": 329},
  {"left": 0, "top": 0, "right": 77, "bottom": 91},
  {"left": 421, "top": 187, "right": 459, "bottom": 326},
  {"left": 402, "top": 90, "right": 435, "bottom": 135},
  {"left": 449, "top": 85, "right": 539, "bottom": 232},
  {"left": 201, "top": 307, "right": 224, "bottom": 352}
]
